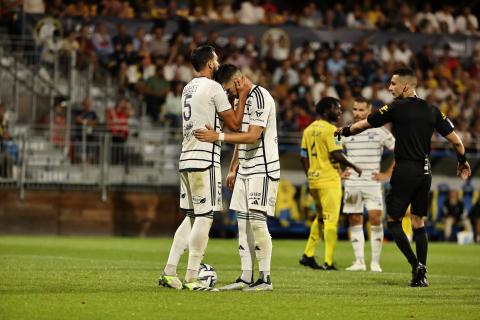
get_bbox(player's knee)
[369,216,382,226]
[349,214,363,226]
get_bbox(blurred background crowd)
[1,0,480,152]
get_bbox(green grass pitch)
[1,236,479,320]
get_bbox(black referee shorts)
[386,172,432,220]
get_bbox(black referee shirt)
[367,97,454,175]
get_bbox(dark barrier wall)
[0,189,183,236]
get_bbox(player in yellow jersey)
[299,97,362,270]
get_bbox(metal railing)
[0,125,181,200]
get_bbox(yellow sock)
[324,224,337,265]
[304,217,321,257]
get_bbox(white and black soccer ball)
[198,263,217,288]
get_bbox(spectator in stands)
[132,27,147,51]
[0,103,14,178]
[63,0,90,17]
[92,23,114,66]
[149,26,169,58]
[74,97,98,163]
[298,3,322,28]
[49,0,65,18]
[51,97,67,148]
[470,198,480,243]
[143,64,169,123]
[415,3,439,34]
[436,4,456,34]
[163,81,183,128]
[442,190,473,241]
[106,96,134,164]
[346,4,371,30]
[112,23,133,52]
[237,1,264,25]
[415,45,436,72]
[458,7,479,35]
[23,0,45,14]
[326,48,346,77]
[77,25,97,70]
[332,3,347,28]
[273,60,299,86]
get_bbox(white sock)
[185,216,213,282]
[370,225,384,265]
[164,216,194,276]
[251,215,272,280]
[238,215,255,283]
[350,225,365,264]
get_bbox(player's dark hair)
[393,68,415,77]
[214,64,239,84]
[190,45,215,72]
[354,96,370,105]
[315,97,340,115]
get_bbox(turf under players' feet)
[183,281,219,291]
[299,254,323,269]
[219,278,252,291]
[346,261,366,271]
[370,262,382,272]
[159,274,183,290]
[242,277,273,292]
[323,263,338,271]
[410,263,429,287]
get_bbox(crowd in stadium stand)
[12,1,480,36]
[1,1,480,150]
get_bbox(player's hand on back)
[194,124,219,143]
[340,168,351,179]
[372,171,390,182]
[225,171,237,190]
[457,161,471,180]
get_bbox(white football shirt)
[237,85,280,180]
[179,77,231,171]
[342,127,395,187]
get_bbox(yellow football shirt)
[300,120,342,189]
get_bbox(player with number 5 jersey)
[160,46,247,291]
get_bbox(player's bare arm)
[194,124,264,144]
[218,77,252,131]
[330,150,363,177]
[226,145,240,190]
[444,131,471,180]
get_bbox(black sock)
[387,221,418,268]
[413,227,428,266]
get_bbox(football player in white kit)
[195,64,279,291]
[160,46,249,291]
[341,97,395,272]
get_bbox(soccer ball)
[198,263,217,288]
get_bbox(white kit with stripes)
[179,77,231,215]
[179,76,231,171]
[341,127,395,187]
[341,127,395,213]
[230,85,280,217]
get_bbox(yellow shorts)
[310,186,342,224]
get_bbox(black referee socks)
[413,227,428,266]
[387,221,418,268]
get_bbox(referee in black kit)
[336,68,471,287]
